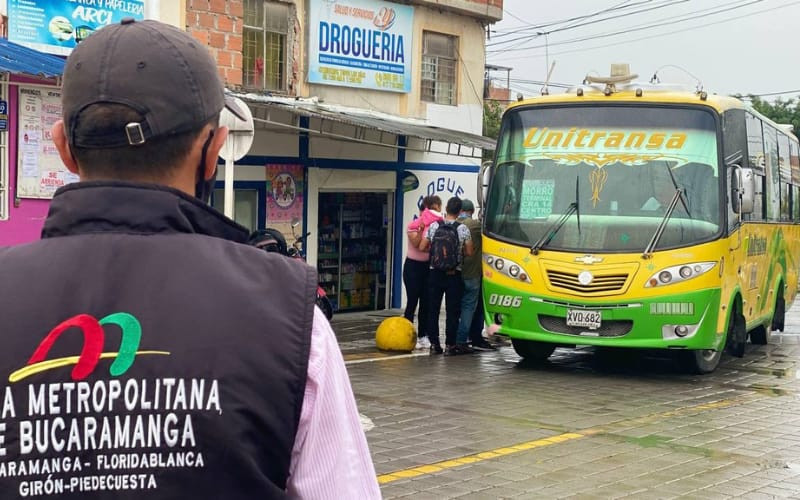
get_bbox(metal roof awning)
[0,38,65,79]
[232,92,495,159]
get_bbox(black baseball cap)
[62,18,246,148]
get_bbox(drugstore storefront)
[215,94,493,313]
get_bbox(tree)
[736,94,800,135]
[482,100,505,160]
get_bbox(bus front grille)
[546,270,629,294]
[538,315,633,337]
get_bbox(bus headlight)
[484,253,531,283]
[645,262,716,288]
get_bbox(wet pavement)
[331,301,800,499]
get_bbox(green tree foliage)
[482,100,505,160]
[483,100,504,140]
[736,94,800,136]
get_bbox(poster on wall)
[16,86,79,199]
[8,0,145,56]
[307,0,413,93]
[267,164,304,223]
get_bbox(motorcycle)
[287,219,335,320]
[248,222,334,321]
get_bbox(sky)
[485,0,800,102]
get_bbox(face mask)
[194,130,216,203]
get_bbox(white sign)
[16,86,78,199]
[307,0,413,93]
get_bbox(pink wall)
[0,76,59,246]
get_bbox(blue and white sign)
[0,100,7,131]
[308,0,413,93]
[8,0,145,56]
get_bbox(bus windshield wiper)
[531,175,581,255]
[665,166,691,217]
[642,188,684,259]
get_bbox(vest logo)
[9,313,170,383]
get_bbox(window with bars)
[421,31,457,106]
[243,0,289,91]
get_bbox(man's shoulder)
[461,218,480,229]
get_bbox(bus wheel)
[771,287,786,332]
[512,339,556,362]
[749,325,770,345]
[683,348,722,374]
[725,305,746,358]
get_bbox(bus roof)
[506,83,745,114]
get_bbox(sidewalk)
[330,308,408,357]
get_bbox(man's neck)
[445,214,457,222]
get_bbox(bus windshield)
[485,105,721,253]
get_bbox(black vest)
[0,182,316,499]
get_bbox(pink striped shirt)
[286,307,381,498]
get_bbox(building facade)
[185,0,502,312]
[0,0,503,313]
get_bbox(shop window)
[421,31,457,106]
[243,0,289,92]
[212,186,263,233]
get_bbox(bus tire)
[512,339,556,361]
[770,286,785,333]
[749,325,770,345]
[725,304,746,358]
[683,348,722,374]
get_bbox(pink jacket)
[406,208,442,261]
[408,208,443,232]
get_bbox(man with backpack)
[420,197,474,355]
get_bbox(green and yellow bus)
[479,67,800,373]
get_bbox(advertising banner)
[266,164,304,223]
[8,0,145,56]
[308,0,413,93]
[16,86,79,199]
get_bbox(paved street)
[331,300,800,499]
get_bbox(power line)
[749,89,800,97]
[488,0,690,48]
[491,0,655,37]
[488,0,800,62]
[488,0,763,53]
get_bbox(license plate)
[566,309,601,330]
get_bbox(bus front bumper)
[483,286,724,351]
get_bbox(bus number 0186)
[488,294,522,308]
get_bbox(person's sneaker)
[429,344,443,355]
[416,337,431,350]
[445,344,475,356]
[471,339,497,351]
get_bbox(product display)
[318,193,388,312]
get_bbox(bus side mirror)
[731,166,754,214]
[479,160,493,211]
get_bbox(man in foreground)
[0,19,379,499]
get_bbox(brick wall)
[186,0,244,88]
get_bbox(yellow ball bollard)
[375,316,416,352]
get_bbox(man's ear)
[204,126,229,180]
[52,120,80,175]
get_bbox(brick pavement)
[331,301,800,499]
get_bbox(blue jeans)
[456,277,481,344]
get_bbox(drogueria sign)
[307,0,413,93]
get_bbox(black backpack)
[430,222,461,271]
